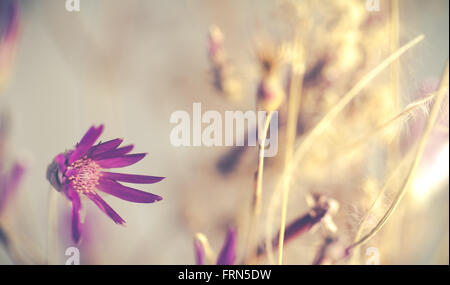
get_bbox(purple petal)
[101,172,165,184]
[89,138,123,156]
[55,153,67,173]
[0,0,19,45]
[91,145,134,160]
[95,153,146,169]
[68,187,82,244]
[217,227,236,265]
[194,238,206,265]
[97,177,162,203]
[283,214,315,242]
[69,125,104,164]
[84,192,126,225]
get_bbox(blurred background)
[0,0,448,264]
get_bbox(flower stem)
[246,111,273,263]
[277,63,304,265]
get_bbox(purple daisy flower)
[46,125,164,243]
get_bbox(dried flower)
[208,25,225,65]
[208,25,241,101]
[259,193,339,256]
[256,76,285,112]
[46,125,164,243]
[256,44,285,111]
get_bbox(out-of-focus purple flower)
[207,25,241,101]
[256,76,285,112]
[0,0,18,47]
[208,25,224,63]
[0,0,20,90]
[193,235,206,265]
[46,125,164,243]
[255,44,285,112]
[194,227,236,265]
[0,161,25,216]
[216,227,236,265]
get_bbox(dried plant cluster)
[198,0,449,265]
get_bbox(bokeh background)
[0,0,448,264]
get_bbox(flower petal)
[55,153,67,173]
[90,138,123,156]
[216,227,236,265]
[97,178,162,203]
[92,145,134,160]
[85,192,126,225]
[101,172,165,184]
[68,188,82,244]
[95,153,146,169]
[69,125,104,164]
[194,238,206,265]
